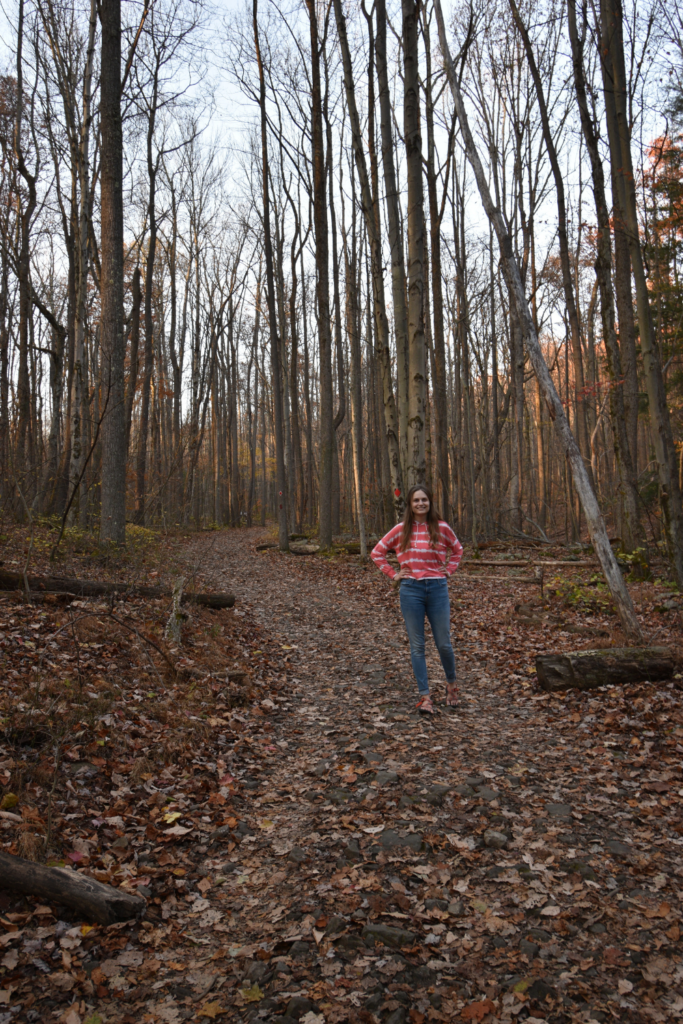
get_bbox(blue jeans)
[399,578,457,695]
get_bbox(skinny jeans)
[399,577,457,696]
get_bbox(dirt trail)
[175,529,683,1024]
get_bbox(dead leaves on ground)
[1,528,683,1023]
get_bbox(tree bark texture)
[402,0,426,488]
[599,0,683,584]
[253,0,289,550]
[376,0,409,485]
[567,0,640,552]
[305,0,334,548]
[99,0,127,544]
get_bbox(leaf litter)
[0,525,682,1023]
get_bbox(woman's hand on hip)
[394,569,412,582]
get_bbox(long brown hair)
[399,485,443,551]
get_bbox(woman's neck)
[413,514,428,524]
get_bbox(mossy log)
[0,851,145,924]
[536,646,674,692]
[0,570,234,609]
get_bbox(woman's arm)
[441,524,463,576]
[370,524,402,579]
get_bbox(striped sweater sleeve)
[442,524,464,576]
[370,524,402,579]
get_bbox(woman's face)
[411,490,430,516]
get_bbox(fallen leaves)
[163,824,193,836]
[0,529,682,1024]
[236,982,264,1004]
[0,949,18,969]
[197,1001,226,1019]
[461,999,496,1020]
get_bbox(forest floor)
[1,524,683,1024]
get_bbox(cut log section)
[0,851,145,924]
[0,570,234,609]
[536,646,674,692]
[290,544,320,555]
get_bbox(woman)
[370,485,463,714]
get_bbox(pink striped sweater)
[370,521,463,580]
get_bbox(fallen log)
[0,851,145,924]
[457,575,539,584]
[0,590,77,604]
[461,560,595,568]
[0,570,234,609]
[536,646,674,692]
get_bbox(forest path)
[179,528,682,1024]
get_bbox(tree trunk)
[99,0,127,545]
[253,0,288,550]
[326,68,345,538]
[305,0,334,548]
[567,0,640,552]
[135,89,160,526]
[229,304,240,527]
[402,0,426,487]
[14,0,38,479]
[343,170,367,558]
[375,0,409,485]
[301,250,314,527]
[599,0,683,583]
[125,266,142,453]
[422,11,451,519]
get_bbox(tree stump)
[535,646,674,692]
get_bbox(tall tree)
[99,0,127,544]
[253,0,289,550]
[305,0,335,548]
[567,0,640,552]
[375,0,409,484]
[599,0,683,584]
[402,0,426,487]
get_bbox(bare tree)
[99,0,126,544]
